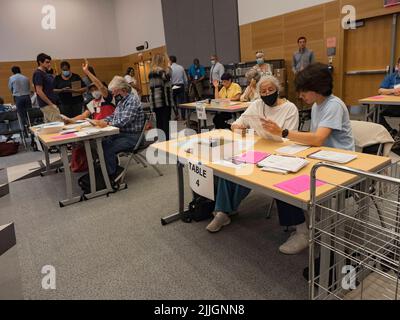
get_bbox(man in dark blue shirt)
[378,58,400,135]
[32,53,62,123]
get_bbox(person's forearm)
[287,131,325,147]
[85,71,108,97]
[72,110,90,122]
[36,88,54,106]
[230,94,241,102]
[379,88,394,95]
[214,87,219,99]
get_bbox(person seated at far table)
[262,63,354,255]
[240,69,262,102]
[378,57,400,137]
[212,73,242,129]
[91,75,145,182]
[206,75,299,233]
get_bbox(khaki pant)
[41,105,63,123]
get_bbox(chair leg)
[133,154,148,168]
[136,153,163,176]
[266,199,274,219]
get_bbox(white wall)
[114,0,166,57]
[0,0,120,62]
[238,0,335,25]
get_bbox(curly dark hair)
[295,63,333,97]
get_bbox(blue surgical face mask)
[62,70,71,77]
[256,58,264,65]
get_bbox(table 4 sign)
[188,161,214,201]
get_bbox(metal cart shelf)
[310,162,400,300]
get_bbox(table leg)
[59,145,82,207]
[83,138,113,200]
[40,145,59,176]
[161,162,189,225]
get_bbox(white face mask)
[92,91,102,100]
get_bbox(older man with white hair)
[91,73,145,181]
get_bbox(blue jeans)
[102,133,141,175]
[215,178,305,226]
[15,95,32,127]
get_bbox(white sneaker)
[206,212,231,233]
[279,232,309,255]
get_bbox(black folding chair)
[0,110,27,149]
[117,113,163,187]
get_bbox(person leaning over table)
[91,75,145,182]
[377,57,400,136]
[212,73,242,129]
[261,63,354,255]
[206,75,299,234]
[240,69,262,102]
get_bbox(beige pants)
[41,105,62,123]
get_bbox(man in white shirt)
[210,54,225,85]
[169,56,188,120]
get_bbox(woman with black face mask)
[206,76,299,234]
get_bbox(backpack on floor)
[78,165,108,194]
[0,141,19,157]
[182,193,215,223]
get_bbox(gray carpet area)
[0,157,309,300]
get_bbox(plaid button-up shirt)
[105,93,145,134]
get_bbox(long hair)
[151,54,167,72]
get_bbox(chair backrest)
[0,111,22,134]
[26,108,44,127]
[350,120,394,156]
[133,113,150,152]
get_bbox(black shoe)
[110,165,125,183]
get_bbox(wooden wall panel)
[240,0,400,105]
[251,16,284,50]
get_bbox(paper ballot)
[258,155,309,173]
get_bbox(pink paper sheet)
[368,96,386,100]
[227,105,246,110]
[234,151,270,164]
[51,133,77,140]
[274,175,325,195]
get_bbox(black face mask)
[114,94,123,104]
[261,91,279,107]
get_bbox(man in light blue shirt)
[377,57,400,135]
[8,66,31,127]
[169,56,188,120]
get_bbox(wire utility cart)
[309,162,400,300]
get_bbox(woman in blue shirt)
[262,63,355,255]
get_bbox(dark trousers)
[213,112,232,129]
[276,200,306,227]
[173,85,186,119]
[59,103,83,119]
[102,133,141,175]
[154,106,171,141]
[15,95,32,128]
[379,106,400,132]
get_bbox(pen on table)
[306,150,322,158]
[274,153,306,159]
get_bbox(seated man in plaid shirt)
[93,75,145,181]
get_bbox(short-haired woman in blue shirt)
[262,63,355,255]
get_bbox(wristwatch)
[282,129,289,138]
